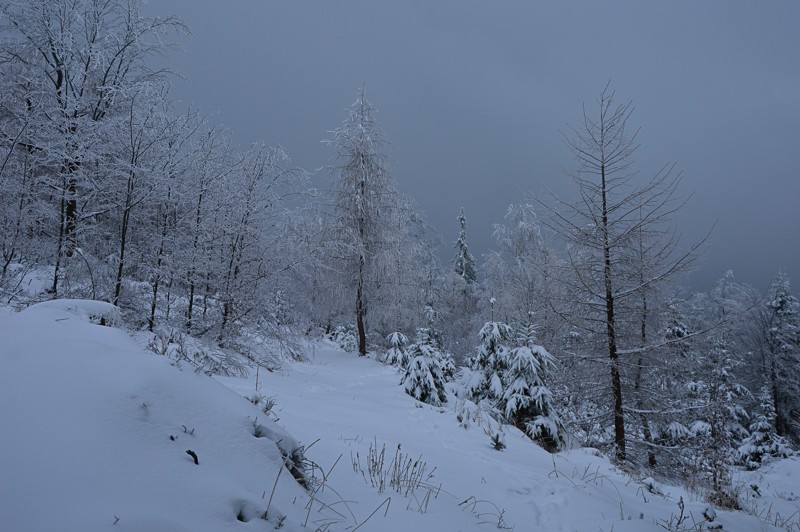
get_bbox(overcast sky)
[146,1,800,292]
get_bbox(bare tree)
[214,143,296,341]
[109,86,178,307]
[544,84,703,462]
[483,204,559,338]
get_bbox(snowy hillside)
[1,303,798,531]
[2,2,799,529]
[0,302,313,531]
[220,343,799,532]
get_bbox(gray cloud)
[147,0,800,291]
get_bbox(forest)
[1,0,797,510]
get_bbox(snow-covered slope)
[1,303,797,531]
[219,342,796,532]
[0,302,312,531]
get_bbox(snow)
[0,303,313,531]
[1,303,797,531]
[218,341,794,531]
[26,298,123,326]
[738,457,800,529]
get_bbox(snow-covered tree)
[214,144,298,340]
[632,302,694,469]
[687,335,751,504]
[108,86,178,308]
[142,109,206,332]
[385,331,411,368]
[325,88,431,355]
[465,318,512,403]
[483,204,557,340]
[401,328,448,406]
[503,318,563,451]
[0,93,44,288]
[419,305,457,379]
[434,266,481,359]
[0,0,186,295]
[737,387,794,470]
[764,273,800,442]
[179,125,235,333]
[453,208,477,284]
[327,88,392,356]
[690,338,751,439]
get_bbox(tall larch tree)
[545,84,700,463]
[327,88,398,356]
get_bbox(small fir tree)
[737,387,794,470]
[385,331,411,368]
[452,207,477,284]
[502,316,563,452]
[401,328,448,406]
[687,336,751,506]
[466,318,512,403]
[420,306,457,380]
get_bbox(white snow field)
[1,302,798,531]
[0,302,312,531]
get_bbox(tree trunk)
[113,171,136,307]
[148,232,165,332]
[186,275,196,331]
[186,188,205,331]
[64,175,77,257]
[51,187,67,296]
[601,161,626,463]
[219,299,231,343]
[771,360,783,435]
[148,273,160,332]
[635,354,657,468]
[112,205,130,306]
[165,276,173,322]
[202,272,211,320]
[356,253,367,356]
[636,244,656,467]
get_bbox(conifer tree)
[453,208,477,284]
[687,336,751,504]
[420,305,456,380]
[737,387,794,470]
[545,84,702,462]
[328,89,391,355]
[385,331,411,368]
[503,316,563,451]
[467,312,512,403]
[765,273,800,442]
[401,327,448,406]
[326,88,430,355]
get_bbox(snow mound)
[737,456,800,529]
[25,298,123,326]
